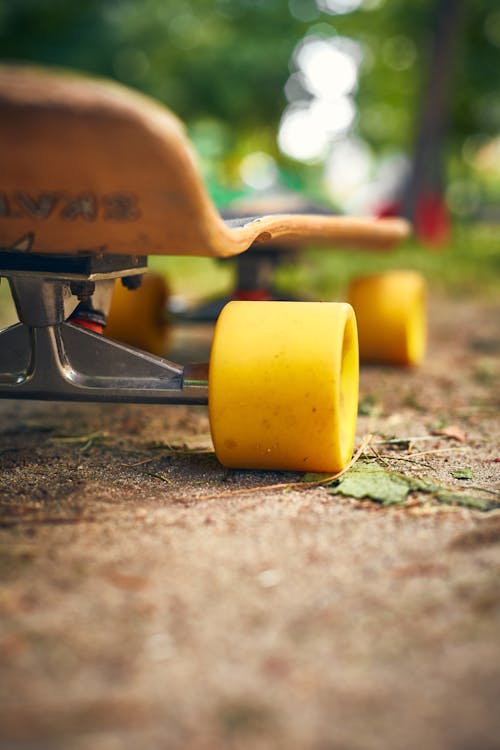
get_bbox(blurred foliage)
[275,223,500,299]
[330,1,500,149]
[0,0,310,151]
[1,0,499,169]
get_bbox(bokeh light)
[278,34,362,164]
[324,137,373,208]
[316,0,363,15]
[240,152,279,190]
[278,103,332,162]
[295,37,358,97]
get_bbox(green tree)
[1,0,499,206]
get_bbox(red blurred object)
[377,200,402,219]
[414,193,450,247]
[234,289,273,301]
[71,317,105,335]
[376,193,450,247]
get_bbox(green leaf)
[327,464,411,506]
[324,462,497,511]
[302,472,333,483]
[432,491,491,512]
[451,467,475,480]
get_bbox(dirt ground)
[0,293,499,750]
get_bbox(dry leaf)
[431,425,466,442]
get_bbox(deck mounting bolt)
[70,280,96,301]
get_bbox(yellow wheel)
[105,272,170,356]
[209,301,358,473]
[347,270,426,367]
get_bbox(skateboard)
[0,65,410,473]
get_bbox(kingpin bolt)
[122,275,143,290]
[70,280,96,301]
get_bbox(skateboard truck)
[0,252,207,405]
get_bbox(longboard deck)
[0,66,410,258]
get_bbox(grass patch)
[276,224,500,300]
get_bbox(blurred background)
[0,0,499,299]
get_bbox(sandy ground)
[0,294,499,750]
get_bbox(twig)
[50,430,106,443]
[141,471,171,483]
[123,445,213,468]
[121,455,164,468]
[407,446,471,458]
[373,436,442,445]
[194,434,374,502]
[368,444,390,467]
[379,454,434,470]
[50,430,107,452]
